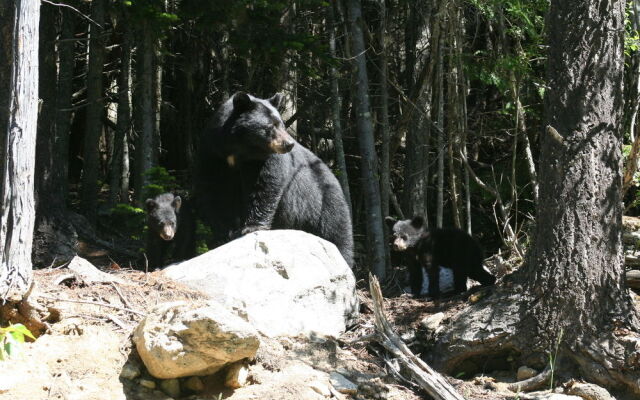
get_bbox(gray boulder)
[133,301,260,379]
[162,230,359,338]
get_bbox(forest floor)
[0,263,529,400]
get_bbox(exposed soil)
[0,265,545,400]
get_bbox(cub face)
[231,92,295,156]
[385,216,427,251]
[146,193,182,241]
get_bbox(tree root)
[425,286,640,397]
[0,282,49,337]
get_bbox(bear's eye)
[400,234,408,241]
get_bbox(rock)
[183,376,205,392]
[565,381,615,400]
[133,301,260,379]
[420,312,445,332]
[159,379,181,398]
[225,360,250,389]
[162,230,359,338]
[517,366,538,381]
[329,372,358,395]
[120,363,141,380]
[308,380,331,397]
[139,379,156,390]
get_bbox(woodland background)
[1,0,558,275]
[2,0,640,275]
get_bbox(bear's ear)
[268,93,284,110]
[172,195,182,212]
[233,92,254,113]
[410,216,425,229]
[145,199,157,212]
[384,216,397,229]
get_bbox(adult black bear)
[194,92,353,266]
[385,216,495,298]
[145,193,196,270]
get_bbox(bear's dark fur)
[145,193,196,269]
[385,216,495,298]
[194,92,353,266]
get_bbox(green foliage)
[142,167,177,201]
[109,204,146,240]
[195,221,213,255]
[0,323,35,361]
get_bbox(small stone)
[329,372,358,395]
[120,363,141,380]
[517,366,538,381]
[183,376,205,392]
[225,362,249,389]
[308,380,331,397]
[420,312,445,332]
[160,378,181,398]
[139,379,156,389]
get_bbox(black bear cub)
[145,193,196,270]
[385,216,495,298]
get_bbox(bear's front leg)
[239,157,286,237]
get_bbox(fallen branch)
[505,366,551,393]
[37,294,145,316]
[368,274,464,400]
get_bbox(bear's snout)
[393,238,407,251]
[270,129,295,154]
[160,225,175,241]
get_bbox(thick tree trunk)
[346,0,386,279]
[0,0,39,301]
[430,0,640,395]
[80,0,106,222]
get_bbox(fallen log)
[368,274,464,400]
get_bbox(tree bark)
[35,2,59,210]
[54,0,75,206]
[327,3,352,213]
[109,12,132,206]
[80,0,106,222]
[430,0,640,394]
[346,0,386,279]
[134,20,156,205]
[0,0,39,301]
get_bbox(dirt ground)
[0,266,531,400]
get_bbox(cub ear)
[145,199,157,212]
[410,215,425,229]
[268,93,284,110]
[172,195,182,212]
[233,92,254,113]
[384,216,397,229]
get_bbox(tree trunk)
[430,0,640,394]
[378,0,390,221]
[346,0,386,279]
[80,0,106,222]
[109,14,132,206]
[134,21,156,204]
[435,28,445,229]
[35,2,59,210]
[327,3,352,213]
[0,0,39,302]
[55,0,75,206]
